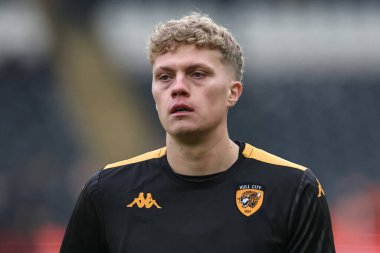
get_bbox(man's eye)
[159,74,171,81]
[192,71,206,78]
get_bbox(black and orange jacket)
[60,141,335,253]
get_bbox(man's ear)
[227,81,243,107]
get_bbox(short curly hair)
[148,13,244,82]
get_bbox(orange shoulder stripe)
[103,147,167,170]
[242,143,307,171]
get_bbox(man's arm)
[286,169,335,253]
[60,171,107,253]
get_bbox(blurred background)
[0,0,379,252]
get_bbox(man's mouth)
[175,108,189,112]
[170,105,193,114]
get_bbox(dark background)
[0,0,379,252]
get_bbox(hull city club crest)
[236,184,264,217]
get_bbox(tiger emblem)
[236,185,264,216]
[239,190,261,208]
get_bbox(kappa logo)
[236,184,264,217]
[127,192,162,209]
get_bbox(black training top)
[60,142,335,253]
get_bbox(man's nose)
[171,75,190,98]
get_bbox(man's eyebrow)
[186,63,213,71]
[153,63,214,75]
[153,66,173,74]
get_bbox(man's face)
[152,44,241,139]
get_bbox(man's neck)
[166,132,240,176]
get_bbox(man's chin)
[170,128,197,137]
[167,127,203,141]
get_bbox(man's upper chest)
[99,167,297,253]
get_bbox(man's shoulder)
[95,147,167,191]
[242,143,307,172]
[240,143,323,200]
[103,147,167,170]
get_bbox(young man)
[60,13,335,253]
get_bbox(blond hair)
[148,13,244,81]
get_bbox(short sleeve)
[60,171,107,253]
[286,169,335,253]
